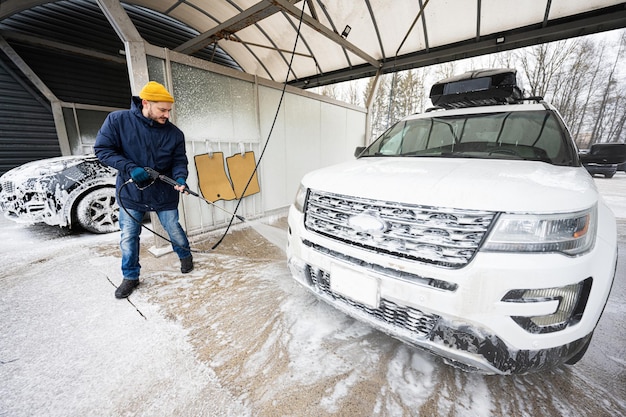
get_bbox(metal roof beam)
[0,30,126,64]
[365,0,385,61]
[291,6,626,88]
[96,0,149,93]
[175,0,380,70]
[272,0,381,68]
[175,1,283,54]
[96,0,143,42]
[396,0,430,58]
[0,0,44,20]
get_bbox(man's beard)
[147,105,168,124]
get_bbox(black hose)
[210,1,307,250]
[116,2,307,252]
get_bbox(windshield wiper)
[439,152,481,158]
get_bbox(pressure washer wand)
[144,167,246,222]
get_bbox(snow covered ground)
[1,174,625,417]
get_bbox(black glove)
[130,167,150,183]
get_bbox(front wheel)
[74,187,119,233]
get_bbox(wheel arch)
[64,179,117,228]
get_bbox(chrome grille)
[305,189,497,268]
[308,266,439,338]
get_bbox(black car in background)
[583,162,618,178]
[582,144,625,178]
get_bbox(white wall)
[145,47,366,235]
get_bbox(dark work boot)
[181,255,193,273]
[115,279,139,299]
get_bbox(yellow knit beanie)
[139,81,175,103]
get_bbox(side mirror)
[354,146,366,157]
[579,143,626,164]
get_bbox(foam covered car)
[0,154,119,233]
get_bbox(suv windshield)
[360,110,577,166]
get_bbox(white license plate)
[330,263,379,308]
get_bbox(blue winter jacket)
[94,96,189,211]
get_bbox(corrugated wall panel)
[0,57,60,175]
[11,43,131,108]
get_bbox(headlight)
[482,205,596,256]
[293,184,308,212]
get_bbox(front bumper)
[0,189,66,226]
[286,206,616,374]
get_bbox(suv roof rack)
[429,68,528,109]
[425,95,546,112]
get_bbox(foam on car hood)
[1,155,92,180]
[301,157,597,213]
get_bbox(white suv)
[286,69,625,374]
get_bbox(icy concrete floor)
[1,176,625,416]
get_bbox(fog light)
[502,278,592,333]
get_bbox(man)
[95,81,193,299]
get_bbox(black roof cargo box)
[429,68,523,109]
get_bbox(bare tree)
[516,33,626,146]
[364,75,392,139]
[566,41,604,141]
[590,31,626,144]
[318,29,626,146]
[377,68,431,137]
[319,83,339,100]
[517,39,580,98]
[344,81,362,106]
[433,61,458,81]
[397,69,428,115]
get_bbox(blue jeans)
[119,208,191,280]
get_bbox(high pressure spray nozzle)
[144,167,198,196]
[143,167,246,222]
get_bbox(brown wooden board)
[194,152,237,202]
[226,151,260,198]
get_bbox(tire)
[74,187,119,233]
